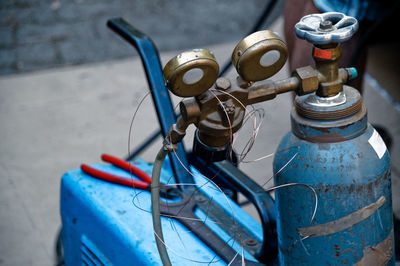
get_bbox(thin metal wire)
[265,182,318,224]
[261,146,300,188]
[126,76,318,265]
[211,89,274,163]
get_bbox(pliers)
[81,154,180,199]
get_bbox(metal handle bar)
[107,18,194,190]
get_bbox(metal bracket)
[188,153,278,263]
[160,191,263,265]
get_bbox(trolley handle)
[107,18,194,189]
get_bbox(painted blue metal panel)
[61,158,261,265]
[273,117,394,265]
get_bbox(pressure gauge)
[232,30,288,82]
[163,49,219,97]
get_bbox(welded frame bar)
[188,153,278,262]
[107,18,194,190]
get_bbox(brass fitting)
[167,98,201,145]
[293,66,319,96]
[196,86,247,148]
[313,44,343,97]
[291,46,357,97]
[215,77,231,91]
[218,100,236,127]
[168,124,186,144]
[179,99,200,123]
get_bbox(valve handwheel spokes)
[294,12,358,45]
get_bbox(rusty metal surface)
[298,196,386,238]
[291,103,367,143]
[273,122,394,265]
[159,191,263,265]
[295,86,362,121]
[355,229,394,266]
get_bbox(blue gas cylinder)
[273,86,395,265]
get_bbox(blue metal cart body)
[61,158,263,265]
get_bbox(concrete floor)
[0,0,282,75]
[0,18,399,265]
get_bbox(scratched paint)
[298,196,386,238]
[273,105,394,265]
[355,229,394,266]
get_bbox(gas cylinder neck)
[295,86,362,121]
[292,86,367,143]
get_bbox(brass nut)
[168,124,186,144]
[215,77,231,91]
[293,66,319,95]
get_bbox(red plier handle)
[80,154,152,189]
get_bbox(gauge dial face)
[163,49,219,97]
[232,30,288,82]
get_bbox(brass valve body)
[312,44,344,97]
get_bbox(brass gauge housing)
[163,49,219,97]
[232,30,288,82]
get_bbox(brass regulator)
[163,12,358,162]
